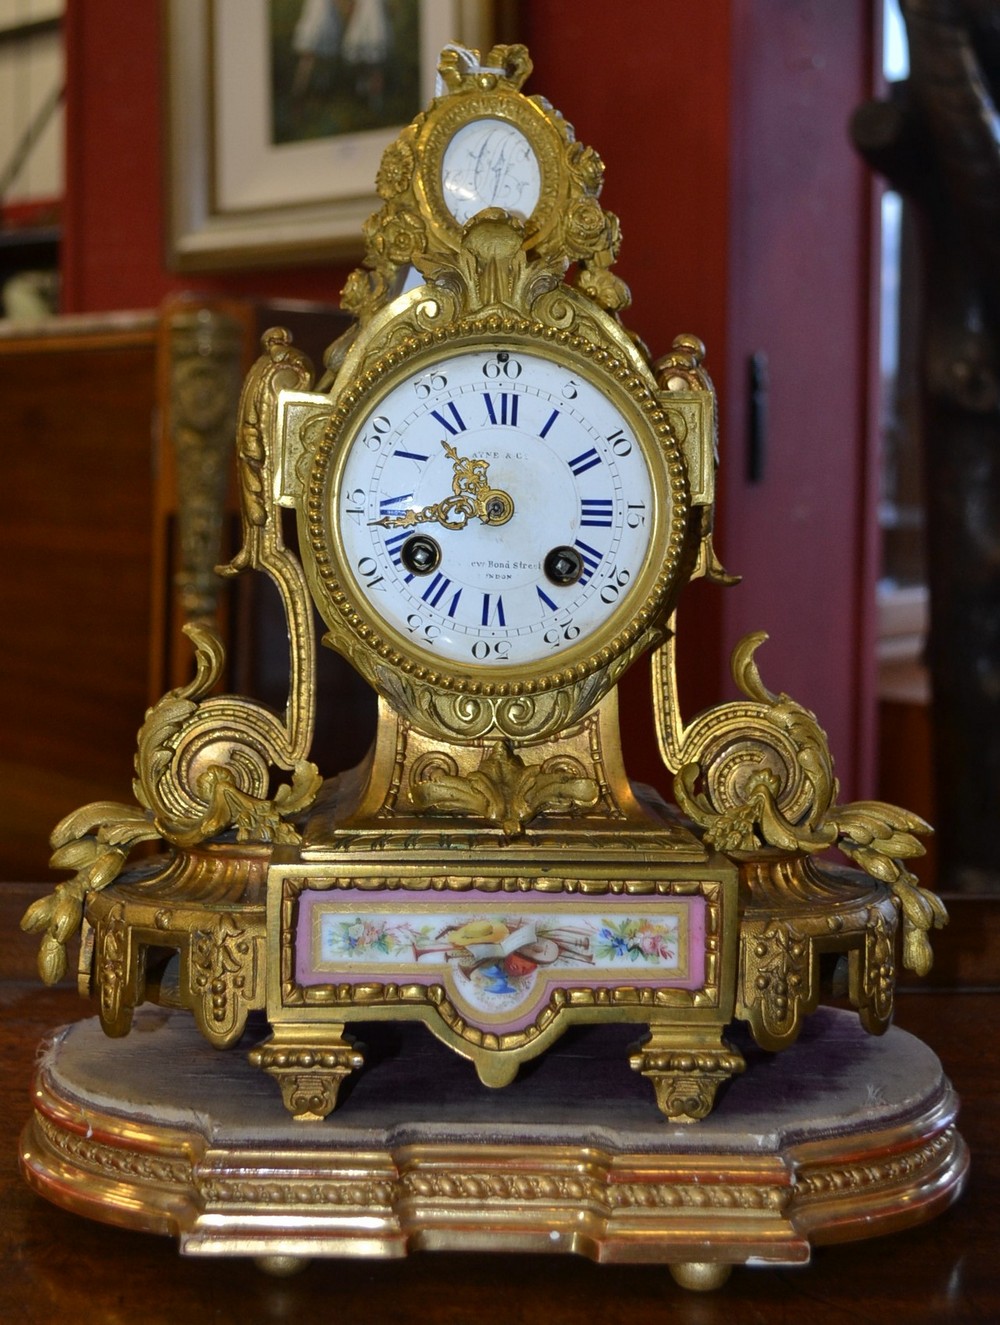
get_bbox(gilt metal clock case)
[298,292,690,740]
[23,42,947,1138]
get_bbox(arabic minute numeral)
[406,613,441,643]
[472,639,512,659]
[361,415,391,450]
[345,487,366,521]
[413,372,448,399]
[600,565,632,604]
[357,556,386,590]
[483,351,522,380]
[543,622,581,648]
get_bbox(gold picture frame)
[165,0,494,271]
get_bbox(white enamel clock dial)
[440,118,542,225]
[334,347,657,671]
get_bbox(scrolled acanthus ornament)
[21,623,322,986]
[673,632,947,975]
[409,741,599,837]
[133,621,322,847]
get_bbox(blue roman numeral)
[384,531,409,566]
[580,498,614,527]
[568,446,602,476]
[430,402,467,435]
[536,585,558,612]
[421,573,462,617]
[483,392,519,427]
[539,408,560,439]
[379,492,413,519]
[574,538,603,584]
[481,593,506,627]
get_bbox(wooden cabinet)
[0,314,158,879]
[0,300,372,881]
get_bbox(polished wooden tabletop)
[2,883,996,1324]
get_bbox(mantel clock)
[19,43,961,1280]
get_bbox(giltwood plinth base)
[20,1008,966,1287]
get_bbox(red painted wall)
[719,2,879,796]
[60,0,877,800]
[62,3,732,346]
[519,2,732,373]
[62,0,354,310]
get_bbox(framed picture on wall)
[166,0,494,271]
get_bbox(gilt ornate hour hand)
[371,439,515,530]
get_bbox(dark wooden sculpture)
[851,0,1000,892]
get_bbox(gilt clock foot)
[249,1025,364,1121]
[473,1054,520,1088]
[255,1255,310,1277]
[669,1262,733,1291]
[630,1025,746,1122]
